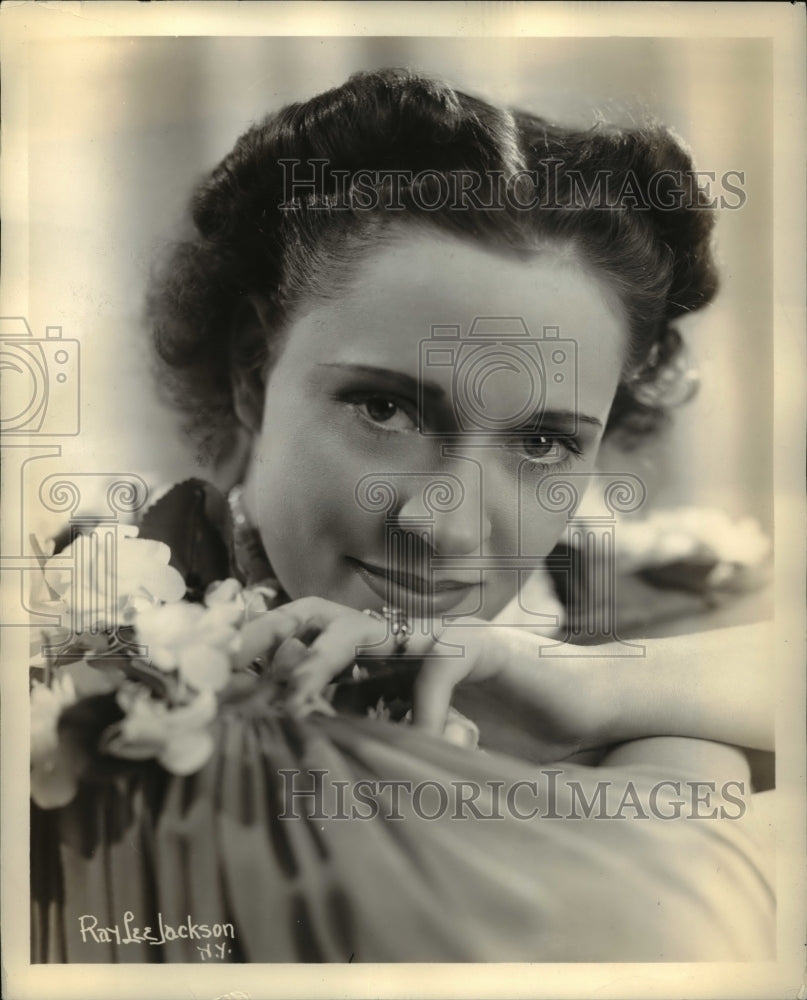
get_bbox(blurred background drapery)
[21,35,771,524]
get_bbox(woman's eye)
[519,433,581,466]
[353,396,417,432]
[364,398,398,422]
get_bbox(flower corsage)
[29,481,277,809]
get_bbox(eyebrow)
[317,363,604,430]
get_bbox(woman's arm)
[591,624,774,752]
[583,625,771,779]
[596,736,751,786]
[409,621,774,761]
[237,599,774,761]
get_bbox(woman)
[32,69,774,963]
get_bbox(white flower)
[177,643,231,692]
[653,529,698,563]
[243,587,277,620]
[616,508,771,572]
[30,674,77,762]
[108,690,218,775]
[134,602,207,670]
[134,594,242,693]
[705,514,771,565]
[158,727,216,776]
[202,600,245,632]
[117,530,187,601]
[36,527,186,633]
[30,674,80,809]
[204,578,243,606]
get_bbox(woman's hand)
[235,596,497,722]
[235,597,607,760]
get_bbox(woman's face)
[243,232,627,621]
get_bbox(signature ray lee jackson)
[78,911,235,946]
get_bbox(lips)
[349,558,481,615]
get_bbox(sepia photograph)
[1,3,804,998]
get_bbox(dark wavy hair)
[147,68,719,462]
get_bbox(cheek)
[508,455,605,557]
[253,398,370,539]
[509,505,571,558]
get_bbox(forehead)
[278,232,628,413]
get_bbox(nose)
[396,466,492,556]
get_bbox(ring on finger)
[362,605,412,653]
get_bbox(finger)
[234,608,302,668]
[285,615,387,710]
[412,657,464,736]
[287,609,447,705]
[280,596,348,628]
[282,598,441,658]
[271,635,316,680]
